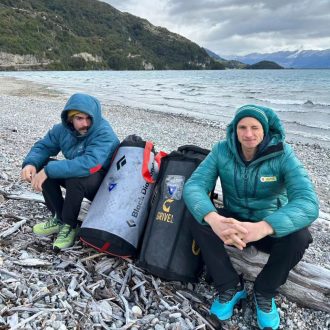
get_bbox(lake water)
[1,70,329,148]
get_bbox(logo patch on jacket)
[260,176,277,182]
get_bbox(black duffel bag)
[138,145,211,282]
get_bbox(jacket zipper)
[234,162,241,199]
[252,165,261,198]
[244,167,249,208]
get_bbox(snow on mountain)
[225,49,330,68]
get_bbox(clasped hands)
[204,211,274,250]
[21,165,47,192]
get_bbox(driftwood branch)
[2,188,330,312]
[0,218,27,238]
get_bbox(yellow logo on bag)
[191,240,200,256]
[156,199,174,223]
[260,176,277,182]
[162,199,174,212]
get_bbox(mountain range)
[226,49,330,69]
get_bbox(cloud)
[101,0,330,56]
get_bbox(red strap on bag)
[142,141,155,183]
[142,142,167,183]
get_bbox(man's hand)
[204,212,248,250]
[240,221,274,243]
[31,169,48,192]
[21,165,37,183]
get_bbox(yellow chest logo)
[260,176,277,182]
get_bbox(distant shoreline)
[1,67,330,72]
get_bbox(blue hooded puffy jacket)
[22,93,120,178]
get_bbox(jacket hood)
[226,104,286,156]
[61,93,102,136]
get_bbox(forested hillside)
[0,0,224,70]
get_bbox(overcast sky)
[101,0,330,57]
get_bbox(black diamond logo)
[116,155,127,170]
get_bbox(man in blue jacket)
[21,93,120,250]
[183,105,319,329]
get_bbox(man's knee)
[65,177,84,189]
[188,216,212,237]
[282,227,313,252]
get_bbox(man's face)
[71,113,92,135]
[236,117,264,151]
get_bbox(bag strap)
[142,141,154,183]
[142,143,168,183]
[155,151,168,168]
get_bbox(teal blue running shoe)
[254,291,280,329]
[210,280,247,321]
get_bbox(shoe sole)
[33,231,60,236]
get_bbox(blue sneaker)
[254,291,280,329]
[210,280,247,320]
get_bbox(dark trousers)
[42,171,105,228]
[189,210,313,298]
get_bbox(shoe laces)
[58,224,73,239]
[255,291,272,312]
[219,287,237,303]
[44,217,59,229]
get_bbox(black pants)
[41,171,105,228]
[189,210,313,298]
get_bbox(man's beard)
[77,127,89,135]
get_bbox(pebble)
[132,305,143,318]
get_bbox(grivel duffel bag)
[138,145,211,282]
[79,135,161,257]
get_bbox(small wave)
[287,130,330,142]
[255,97,330,107]
[177,83,206,90]
[282,119,330,131]
[256,98,305,106]
[139,88,161,92]
[163,96,185,101]
[305,101,330,107]
[179,91,203,96]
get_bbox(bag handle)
[142,142,168,183]
[142,141,155,183]
[178,144,210,156]
[155,150,168,168]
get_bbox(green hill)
[246,60,283,69]
[0,0,224,70]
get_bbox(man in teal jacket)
[21,93,119,250]
[183,105,319,329]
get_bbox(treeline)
[0,0,224,70]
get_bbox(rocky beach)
[0,77,329,330]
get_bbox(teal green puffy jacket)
[183,105,319,237]
[22,93,119,179]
